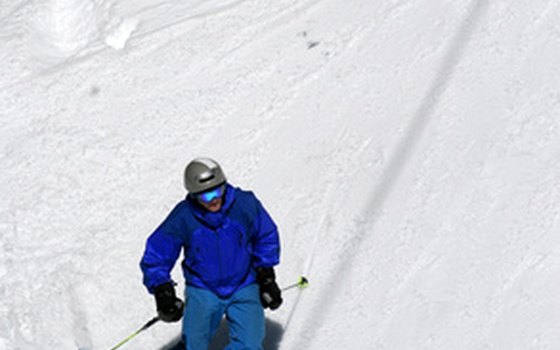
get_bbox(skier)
[140,157,282,350]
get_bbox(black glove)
[256,267,283,310]
[154,283,184,323]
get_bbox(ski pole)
[108,316,160,350]
[108,277,309,349]
[282,276,309,292]
[263,276,309,304]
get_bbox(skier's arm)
[140,205,185,294]
[251,195,280,268]
[250,193,282,309]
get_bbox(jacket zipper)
[216,229,222,285]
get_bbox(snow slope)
[1,0,560,349]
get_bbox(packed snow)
[1,0,560,349]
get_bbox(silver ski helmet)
[184,157,227,194]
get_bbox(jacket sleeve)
[251,194,281,268]
[139,203,186,294]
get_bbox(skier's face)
[198,197,223,212]
[195,185,225,212]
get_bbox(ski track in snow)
[288,0,487,346]
[2,0,560,349]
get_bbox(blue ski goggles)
[195,185,225,203]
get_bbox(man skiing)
[140,157,282,350]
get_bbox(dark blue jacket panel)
[140,184,280,298]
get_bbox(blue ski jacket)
[140,184,280,298]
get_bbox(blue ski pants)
[182,284,265,350]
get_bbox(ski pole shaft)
[282,276,309,292]
[263,276,309,303]
[108,316,160,350]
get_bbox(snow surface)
[2,0,560,349]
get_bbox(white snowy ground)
[1,0,560,349]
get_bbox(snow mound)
[31,0,109,58]
[104,17,139,50]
